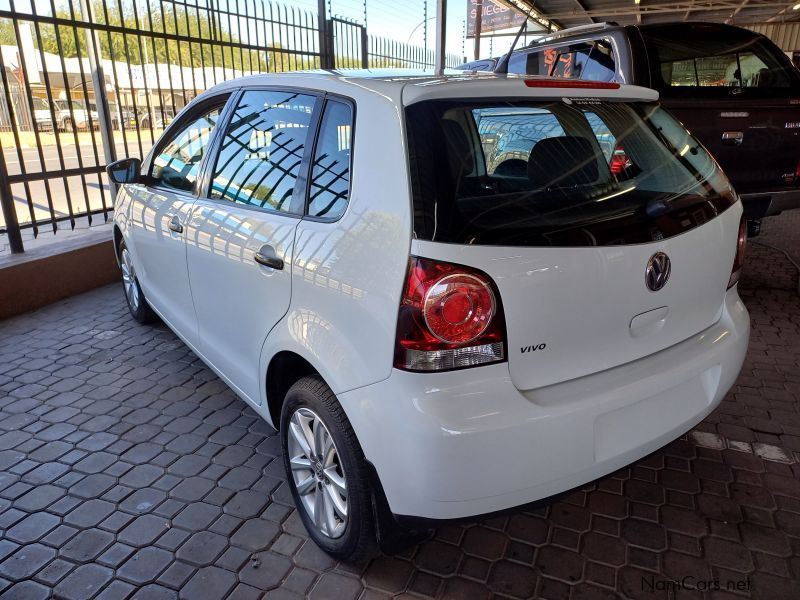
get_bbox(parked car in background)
[53,99,99,132]
[137,107,175,130]
[107,71,749,560]
[31,97,54,132]
[108,102,137,131]
[457,22,800,223]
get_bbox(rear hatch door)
[415,211,738,391]
[405,94,740,391]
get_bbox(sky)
[291,0,546,60]
[3,0,545,63]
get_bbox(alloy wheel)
[120,248,140,312]
[288,407,348,538]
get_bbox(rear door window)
[551,42,616,81]
[210,90,316,213]
[664,51,788,88]
[307,99,353,220]
[508,51,544,75]
[641,25,799,92]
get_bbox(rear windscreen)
[640,26,799,91]
[405,99,736,247]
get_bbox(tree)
[0,0,268,71]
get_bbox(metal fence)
[0,0,462,253]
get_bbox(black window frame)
[142,91,234,197]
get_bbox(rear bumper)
[339,288,749,520]
[740,189,800,218]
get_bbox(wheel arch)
[265,350,318,430]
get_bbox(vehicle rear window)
[641,27,798,90]
[405,99,736,247]
[508,42,616,82]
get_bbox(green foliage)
[1,0,271,71]
[1,3,449,75]
[0,19,16,46]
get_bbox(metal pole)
[473,1,482,60]
[79,0,117,200]
[318,0,332,69]
[360,26,369,69]
[423,0,428,52]
[434,0,447,75]
[0,141,23,254]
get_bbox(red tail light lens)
[609,145,630,175]
[423,273,495,343]
[524,79,620,90]
[395,257,506,372]
[728,217,747,289]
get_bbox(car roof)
[203,69,659,105]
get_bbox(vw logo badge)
[646,252,671,292]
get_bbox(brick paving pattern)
[1,212,799,599]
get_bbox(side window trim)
[302,93,356,223]
[143,91,233,196]
[289,91,325,217]
[196,88,244,201]
[198,86,324,217]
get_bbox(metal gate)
[0,1,464,254]
[0,0,320,254]
[330,17,368,70]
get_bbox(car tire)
[281,375,377,561]
[118,240,156,324]
[62,117,73,133]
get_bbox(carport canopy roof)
[501,0,799,30]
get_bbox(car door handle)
[254,245,284,270]
[721,131,743,146]
[167,215,183,233]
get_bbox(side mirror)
[106,157,141,185]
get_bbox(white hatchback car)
[107,71,750,560]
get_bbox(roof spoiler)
[536,21,619,44]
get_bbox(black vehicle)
[457,22,800,221]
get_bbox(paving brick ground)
[1,211,799,600]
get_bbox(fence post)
[0,143,23,254]
[317,0,333,69]
[473,0,483,61]
[434,0,447,75]
[79,0,117,201]
[360,27,369,69]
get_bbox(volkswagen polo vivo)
[107,71,750,560]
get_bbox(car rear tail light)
[609,144,630,175]
[524,79,620,89]
[728,217,747,289]
[394,257,506,372]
